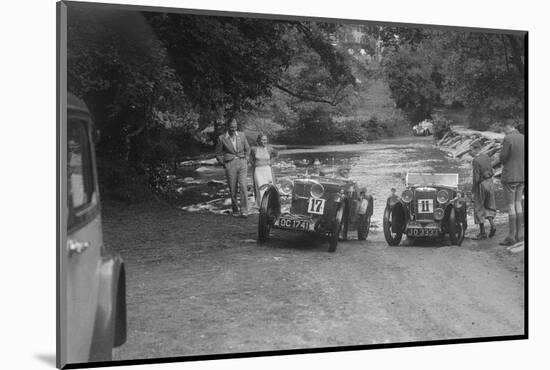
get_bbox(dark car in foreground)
[257,173,374,252]
[59,93,127,366]
[383,173,467,246]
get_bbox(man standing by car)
[499,122,525,246]
[216,118,251,218]
[470,140,496,239]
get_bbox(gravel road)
[103,202,524,362]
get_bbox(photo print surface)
[58,1,526,367]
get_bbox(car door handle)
[67,239,90,254]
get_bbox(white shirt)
[226,133,238,151]
[358,198,369,215]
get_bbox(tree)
[144,13,296,136]
[377,27,525,128]
[382,41,442,122]
[274,22,355,106]
[440,32,525,128]
[68,6,190,162]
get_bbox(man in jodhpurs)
[499,122,525,246]
[216,119,251,218]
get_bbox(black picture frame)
[57,1,528,369]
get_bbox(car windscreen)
[406,173,458,188]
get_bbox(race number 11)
[418,199,432,213]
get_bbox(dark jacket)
[215,132,251,165]
[500,129,525,183]
[472,153,493,191]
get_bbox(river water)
[180,136,506,225]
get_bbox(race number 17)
[308,198,325,214]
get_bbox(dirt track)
[104,202,524,361]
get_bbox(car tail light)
[437,190,450,204]
[278,178,294,195]
[434,208,444,220]
[310,182,325,198]
[401,189,413,203]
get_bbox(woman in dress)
[250,134,277,207]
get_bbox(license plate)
[307,198,325,215]
[417,199,433,214]
[277,217,311,231]
[407,227,438,237]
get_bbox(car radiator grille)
[291,182,311,215]
[414,188,436,221]
[293,182,309,197]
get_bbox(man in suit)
[499,122,525,246]
[216,119,251,217]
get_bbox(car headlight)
[437,190,450,204]
[401,189,413,203]
[434,208,444,220]
[310,182,325,198]
[278,178,294,195]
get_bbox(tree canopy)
[68,7,357,158]
[379,27,525,127]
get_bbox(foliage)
[96,159,151,203]
[145,13,296,130]
[431,113,452,140]
[275,105,370,145]
[382,41,442,122]
[441,32,525,128]
[360,115,392,140]
[335,121,369,143]
[274,22,356,106]
[377,27,525,128]
[275,104,335,145]
[68,7,191,163]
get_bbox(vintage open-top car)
[412,120,434,136]
[257,173,374,252]
[383,173,467,246]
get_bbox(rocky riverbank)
[436,125,505,177]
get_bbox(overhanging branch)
[274,83,348,106]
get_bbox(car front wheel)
[383,206,403,246]
[448,208,464,246]
[329,205,344,252]
[258,190,276,243]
